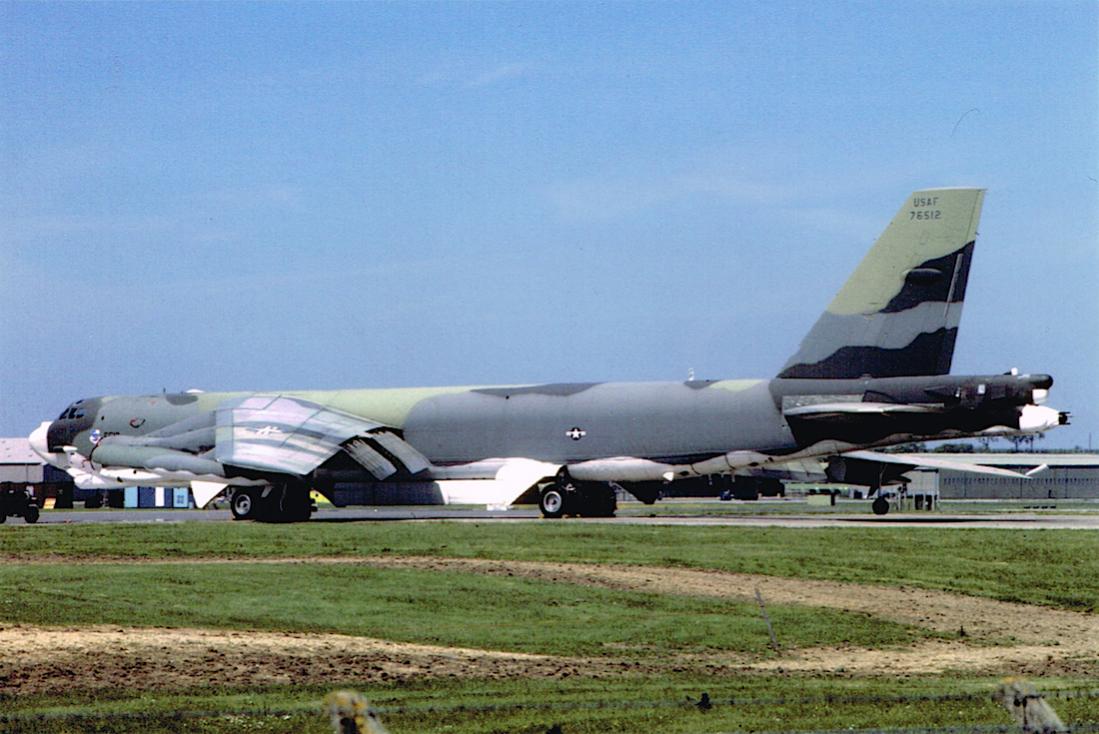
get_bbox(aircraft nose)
[29,421,51,458]
[29,420,68,469]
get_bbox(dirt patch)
[4,625,1092,697]
[352,556,1099,677]
[742,640,1097,677]
[356,556,1099,648]
[0,624,633,696]
[4,555,1097,693]
[11,553,1095,648]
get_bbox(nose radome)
[29,421,67,468]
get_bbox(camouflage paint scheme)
[780,189,982,378]
[31,189,1067,519]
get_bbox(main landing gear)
[869,483,892,516]
[538,473,617,519]
[230,485,315,523]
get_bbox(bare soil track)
[3,555,1096,694]
[361,557,1099,677]
[0,625,629,696]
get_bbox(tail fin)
[778,187,985,379]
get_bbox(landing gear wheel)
[872,496,890,516]
[732,480,761,501]
[230,489,256,521]
[281,489,314,523]
[539,487,566,518]
[247,486,314,523]
[578,484,617,518]
[24,505,39,524]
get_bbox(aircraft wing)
[215,395,430,479]
[74,394,551,509]
[783,402,941,418]
[841,450,1030,479]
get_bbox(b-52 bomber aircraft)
[30,188,1068,521]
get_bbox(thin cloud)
[546,171,790,221]
[465,62,531,88]
[417,62,533,89]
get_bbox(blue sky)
[1,1,1096,448]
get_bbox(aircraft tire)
[24,505,39,524]
[230,489,257,521]
[539,487,567,518]
[872,496,890,516]
[578,484,617,518]
[281,489,314,523]
[251,486,312,523]
[732,483,760,501]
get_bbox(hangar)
[0,437,72,497]
[921,453,1099,500]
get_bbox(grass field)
[5,521,1098,609]
[615,498,1099,517]
[11,676,1099,734]
[0,563,930,656]
[1,521,1097,733]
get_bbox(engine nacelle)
[825,456,911,488]
[91,442,224,476]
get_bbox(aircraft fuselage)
[39,372,1062,488]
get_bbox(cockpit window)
[58,400,88,421]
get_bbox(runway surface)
[15,505,1099,529]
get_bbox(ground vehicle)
[0,485,40,524]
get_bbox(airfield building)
[0,437,73,499]
[922,453,1099,500]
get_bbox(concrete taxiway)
[12,505,1099,529]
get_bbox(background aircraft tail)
[778,187,985,379]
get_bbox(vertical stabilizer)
[778,188,985,379]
